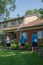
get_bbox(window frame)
[12,21,16,25]
[3,23,7,28]
[37,31,43,39]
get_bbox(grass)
[0,49,43,65]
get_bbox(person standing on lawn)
[6,36,11,49]
[20,34,26,49]
[32,31,38,52]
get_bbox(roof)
[18,19,43,29]
[3,15,42,31]
[0,16,24,23]
[0,14,38,23]
[3,25,19,31]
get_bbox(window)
[20,32,28,40]
[42,31,43,38]
[12,21,16,25]
[3,23,7,27]
[23,32,28,39]
[19,20,22,24]
[37,31,43,39]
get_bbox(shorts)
[21,44,25,46]
[6,43,10,47]
[32,42,37,47]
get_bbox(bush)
[25,43,31,49]
[11,39,18,44]
[39,44,43,47]
[11,43,16,48]
[11,39,19,49]
[16,44,20,49]
[0,41,3,46]
[39,39,43,47]
[40,39,43,43]
[40,48,43,51]
[11,39,20,49]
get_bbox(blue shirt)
[32,34,38,43]
[20,36,26,44]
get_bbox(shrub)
[39,39,43,47]
[11,39,18,44]
[0,41,3,46]
[25,43,31,49]
[39,44,43,47]
[11,39,20,49]
[40,39,43,43]
[40,48,43,51]
[16,44,20,49]
[11,43,16,48]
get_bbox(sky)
[10,0,43,18]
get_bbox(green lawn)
[0,49,43,65]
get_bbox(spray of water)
[15,23,24,33]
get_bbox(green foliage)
[11,39,20,49]
[42,0,43,2]
[11,43,20,49]
[39,44,43,47]
[11,43,16,48]
[0,40,4,46]
[39,47,43,52]
[0,0,16,19]
[40,39,43,42]
[11,39,18,48]
[33,9,40,14]
[41,47,43,51]
[0,41,2,46]
[39,39,43,46]
[25,43,31,49]
[25,8,43,18]
[39,8,43,18]
[16,44,20,49]
[25,9,40,16]
[11,39,18,44]
[25,10,33,15]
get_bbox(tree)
[25,9,40,15]
[25,10,33,15]
[39,8,43,18]
[0,0,16,20]
[33,9,40,15]
[42,0,43,2]
[25,9,43,18]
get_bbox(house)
[0,14,43,45]
[0,16,24,42]
[17,15,43,44]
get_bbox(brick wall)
[16,27,43,45]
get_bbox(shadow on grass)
[0,49,43,65]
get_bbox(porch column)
[16,31,20,43]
